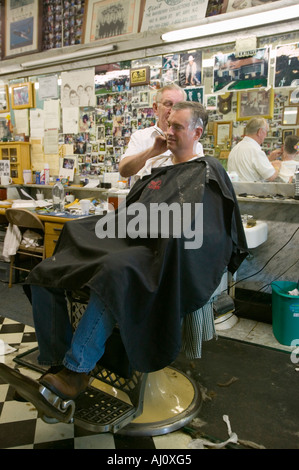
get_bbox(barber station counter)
[232,182,299,300]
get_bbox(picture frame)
[213,47,269,93]
[130,66,150,87]
[274,42,299,88]
[3,0,42,59]
[282,129,295,143]
[219,150,230,160]
[11,82,35,110]
[206,0,228,16]
[179,51,202,88]
[83,0,141,44]
[185,87,204,104]
[59,156,77,182]
[0,85,9,113]
[214,121,232,146]
[282,106,299,126]
[236,88,274,121]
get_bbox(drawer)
[45,234,61,258]
[45,222,64,236]
[45,222,64,257]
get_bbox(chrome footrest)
[39,385,76,424]
[74,384,138,433]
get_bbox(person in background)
[276,135,299,183]
[118,84,203,185]
[227,117,281,182]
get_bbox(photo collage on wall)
[42,0,86,50]
[10,35,296,178]
[58,50,206,177]
[56,40,297,177]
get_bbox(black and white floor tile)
[0,315,194,450]
[1,313,293,450]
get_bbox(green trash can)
[272,281,299,346]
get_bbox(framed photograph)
[213,47,269,93]
[205,94,217,111]
[130,66,150,87]
[0,85,9,113]
[185,87,204,104]
[3,0,42,59]
[11,82,35,109]
[83,0,141,44]
[59,156,77,182]
[179,51,202,87]
[274,42,299,88]
[214,121,232,146]
[206,0,228,16]
[282,129,295,143]
[236,88,274,121]
[282,106,299,126]
[219,150,230,160]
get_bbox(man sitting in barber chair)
[4,102,248,407]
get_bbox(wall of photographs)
[42,0,86,51]
[0,0,285,59]
[1,31,299,180]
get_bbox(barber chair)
[0,290,202,436]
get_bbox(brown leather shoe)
[39,367,90,400]
[13,366,64,402]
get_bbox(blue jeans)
[31,285,116,373]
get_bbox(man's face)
[166,108,201,154]
[154,89,185,131]
[259,125,268,144]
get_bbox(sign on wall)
[141,0,209,31]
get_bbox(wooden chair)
[5,208,45,288]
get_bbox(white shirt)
[121,124,203,185]
[278,160,299,183]
[227,136,275,182]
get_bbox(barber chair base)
[0,361,147,433]
[118,367,202,436]
[0,361,201,437]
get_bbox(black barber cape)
[27,157,248,372]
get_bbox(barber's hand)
[153,134,167,155]
[269,148,282,161]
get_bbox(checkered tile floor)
[0,315,193,449]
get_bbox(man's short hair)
[155,84,186,103]
[245,117,268,135]
[284,135,299,154]
[172,101,209,133]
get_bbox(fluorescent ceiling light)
[162,5,299,42]
[22,44,117,68]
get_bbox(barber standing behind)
[119,84,203,185]
[228,117,281,182]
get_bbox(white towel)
[2,223,22,262]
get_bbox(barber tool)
[155,128,165,138]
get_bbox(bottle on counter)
[52,178,64,212]
[44,163,50,185]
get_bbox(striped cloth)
[181,271,228,359]
[181,300,216,359]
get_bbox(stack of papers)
[11,199,52,209]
